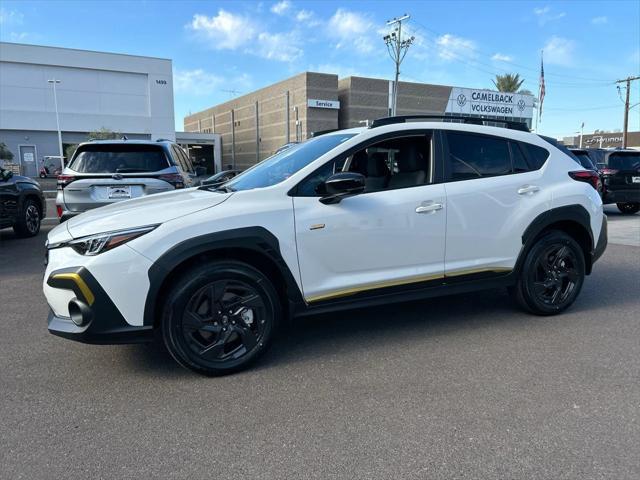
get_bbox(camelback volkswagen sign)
[445,87,534,120]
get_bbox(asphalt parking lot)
[1,210,638,479]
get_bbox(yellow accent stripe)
[305,267,512,303]
[52,273,95,306]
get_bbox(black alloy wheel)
[511,231,585,315]
[616,202,640,215]
[14,199,41,237]
[162,261,280,376]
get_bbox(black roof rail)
[155,138,174,142]
[310,129,339,137]
[370,115,530,132]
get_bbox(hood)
[65,188,231,238]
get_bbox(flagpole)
[535,50,542,132]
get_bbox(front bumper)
[46,267,154,345]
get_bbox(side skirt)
[293,270,516,317]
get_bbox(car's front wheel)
[13,199,41,237]
[161,260,280,376]
[512,231,585,315]
[616,202,640,214]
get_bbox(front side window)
[224,134,355,191]
[447,132,511,180]
[295,133,432,196]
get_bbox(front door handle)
[415,202,443,214]
[517,185,540,195]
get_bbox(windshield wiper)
[199,184,235,193]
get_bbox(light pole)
[579,122,584,148]
[47,78,64,169]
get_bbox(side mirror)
[320,172,365,205]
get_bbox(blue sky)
[1,0,639,138]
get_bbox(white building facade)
[0,42,175,175]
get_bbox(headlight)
[49,225,158,256]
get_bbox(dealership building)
[562,131,640,149]
[0,42,220,176]
[184,72,535,170]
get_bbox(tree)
[492,73,525,93]
[0,142,14,161]
[88,127,120,141]
[64,128,120,161]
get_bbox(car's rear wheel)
[13,199,41,237]
[512,231,585,315]
[616,202,640,214]
[161,260,280,376]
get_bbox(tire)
[39,173,46,178]
[512,231,585,316]
[616,202,640,214]
[161,260,281,376]
[13,198,41,237]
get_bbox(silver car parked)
[56,139,196,221]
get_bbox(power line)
[409,19,616,85]
[615,76,640,147]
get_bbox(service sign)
[446,87,534,119]
[308,99,340,109]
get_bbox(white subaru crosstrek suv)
[43,116,607,376]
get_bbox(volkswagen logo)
[456,94,467,107]
[517,99,526,112]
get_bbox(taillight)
[158,173,185,189]
[57,174,76,189]
[600,167,618,176]
[56,205,63,218]
[569,170,601,191]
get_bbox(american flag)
[538,53,546,119]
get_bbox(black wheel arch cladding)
[143,226,304,327]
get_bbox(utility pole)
[47,78,64,169]
[616,76,640,148]
[383,14,414,116]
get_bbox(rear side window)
[171,145,193,173]
[539,135,581,165]
[69,145,170,173]
[447,132,511,180]
[608,152,640,170]
[518,142,549,170]
[510,142,530,173]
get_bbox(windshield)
[608,152,640,170]
[224,134,355,191]
[69,145,170,173]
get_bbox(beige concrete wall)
[338,76,452,128]
[184,72,339,170]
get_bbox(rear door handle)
[517,185,540,195]
[415,202,443,214]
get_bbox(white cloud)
[271,1,291,15]
[9,32,29,42]
[0,8,24,25]
[533,5,566,25]
[436,34,476,61]
[491,53,513,62]
[543,35,576,66]
[188,10,256,50]
[187,9,303,61]
[256,32,302,61]
[174,69,252,96]
[174,69,224,95]
[328,8,375,54]
[296,9,313,22]
[591,16,608,25]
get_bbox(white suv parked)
[43,117,607,375]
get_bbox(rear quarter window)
[69,145,170,173]
[519,142,550,170]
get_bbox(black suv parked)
[0,167,46,237]
[597,149,640,214]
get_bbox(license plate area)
[107,185,131,199]
[632,176,640,184]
